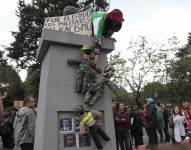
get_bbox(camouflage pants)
[75,64,87,93]
[76,63,96,94]
[84,88,104,107]
[81,73,94,95]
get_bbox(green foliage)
[142,82,170,103]
[112,86,133,104]
[0,65,24,100]
[176,33,191,57]
[0,50,7,66]
[167,33,191,103]
[169,57,191,81]
[23,64,40,99]
[6,0,79,69]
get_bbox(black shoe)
[97,146,103,149]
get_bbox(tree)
[4,0,80,99]
[0,50,7,66]
[112,86,133,104]
[142,82,170,103]
[6,0,79,69]
[167,33,191,102]
[24,64,40,99]
[0,65,24,101]
[109,36,179,105]
[78,0,110,11]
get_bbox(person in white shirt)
[172,106,186,143]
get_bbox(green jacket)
[156,105,165,129]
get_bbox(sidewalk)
[134,143,191,150]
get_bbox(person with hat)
[74,105,110,149]
[145,97,158,149]
[103,9,124,38]
[63,6,78,16]
[67,45,100,94]
[91,9,124,39]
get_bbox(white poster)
[43,11,92,35]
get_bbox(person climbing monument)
[84,66,114,107]
[74,105,110,149]
[67,44,101,94]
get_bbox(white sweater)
[173,115,186,142]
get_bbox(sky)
[0,0,191,81]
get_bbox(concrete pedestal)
[34,30,116,150]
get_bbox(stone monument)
[34,30,116,150]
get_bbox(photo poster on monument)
[59,112,105,149]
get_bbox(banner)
[43,11,92,36]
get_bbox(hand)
[115,117,119,120]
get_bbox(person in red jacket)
[182,100,191,134]
[115,102,132,150]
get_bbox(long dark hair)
[173,105,183,116]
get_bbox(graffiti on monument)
[43,11,92,35]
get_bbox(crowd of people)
[0,88,36,150]
[1,86,191,150]
[112,98,191,150]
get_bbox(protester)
[170,106,186,143]
[14,96,36,150]
[145,97,158,149]
[0,89,15,149]
[156,103,165,143]
[160,103,170,143]
[130,105,143,149]
[115,101,132,150]
[74,105,110,149]
[112,100,119,150]
[182,100,191,134]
